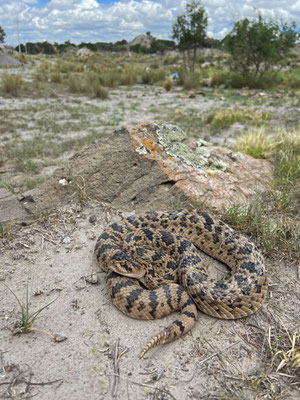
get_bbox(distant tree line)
[14,33,220,56]
[16,39,128,54]
[15,37,181,55]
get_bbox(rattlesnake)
[94,209,268,358]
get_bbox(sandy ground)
[1,200,299,400]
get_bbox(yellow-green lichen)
[207,160,228,174]
[229,150,244,161]
[155,124,212,171]
[136,144,148,155]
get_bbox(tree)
[0,25,6,43]
[223,14,299,81]
[172,0,208,71]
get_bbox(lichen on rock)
[156,124,212,171]
[135,144,148,155]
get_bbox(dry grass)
[268,323,300,378]
[207,108,272,131]
[223,125,300,261]
[1,73,24,96]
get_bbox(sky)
[0,0,299,47]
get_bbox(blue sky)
[0,0,299,47]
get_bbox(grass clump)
[92,83,109,99]
[267,323,300,381]
[207,108,271,132]
[0,223,11,238]
[119,67,140,85]
[67,72,109,98]
[223,125,300,260]
[164,79,172,92]
[181,72,200,90]
[4,281,57,335]
[235,125,300,182]
[1,73,24,96]
[223,202,299,258]
[141,68,167,85]
[98,69,120,87]
[233,127,277,158]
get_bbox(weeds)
[0,223,11,238]
[4,281,57,335]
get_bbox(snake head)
[109,252,145,279]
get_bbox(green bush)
[164,79,173,91]
[279,68,300,89]
[223,14,299,82]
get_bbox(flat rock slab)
[21,122,272,217]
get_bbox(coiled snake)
[94,209,268,358]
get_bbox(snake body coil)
[94,209,268,358]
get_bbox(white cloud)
[0,0,299,46]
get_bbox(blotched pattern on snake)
[94,209,268,358]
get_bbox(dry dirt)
[1,199,299,400]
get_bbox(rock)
[0,55,22,67]
[76,47,93,58]
[0,189,31,224]
[0,44,6,54]
[89,215,97,224]
[22,123,273,215]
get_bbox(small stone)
[54,333,68,343]
[62,236,72,244]
[85,272,98,284]
[89,215,97,223]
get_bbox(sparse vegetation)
[223,125,300,260]
[4,281,57,335]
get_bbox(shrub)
[67,73,85,93]
[164,79,173,91]
[182,72,200,89]
[50,72,62,83]
[119,67,140,85]
[91,83,109,99]
[98,70,120,87]
[223,14,299,82]
[210,70,227,87]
